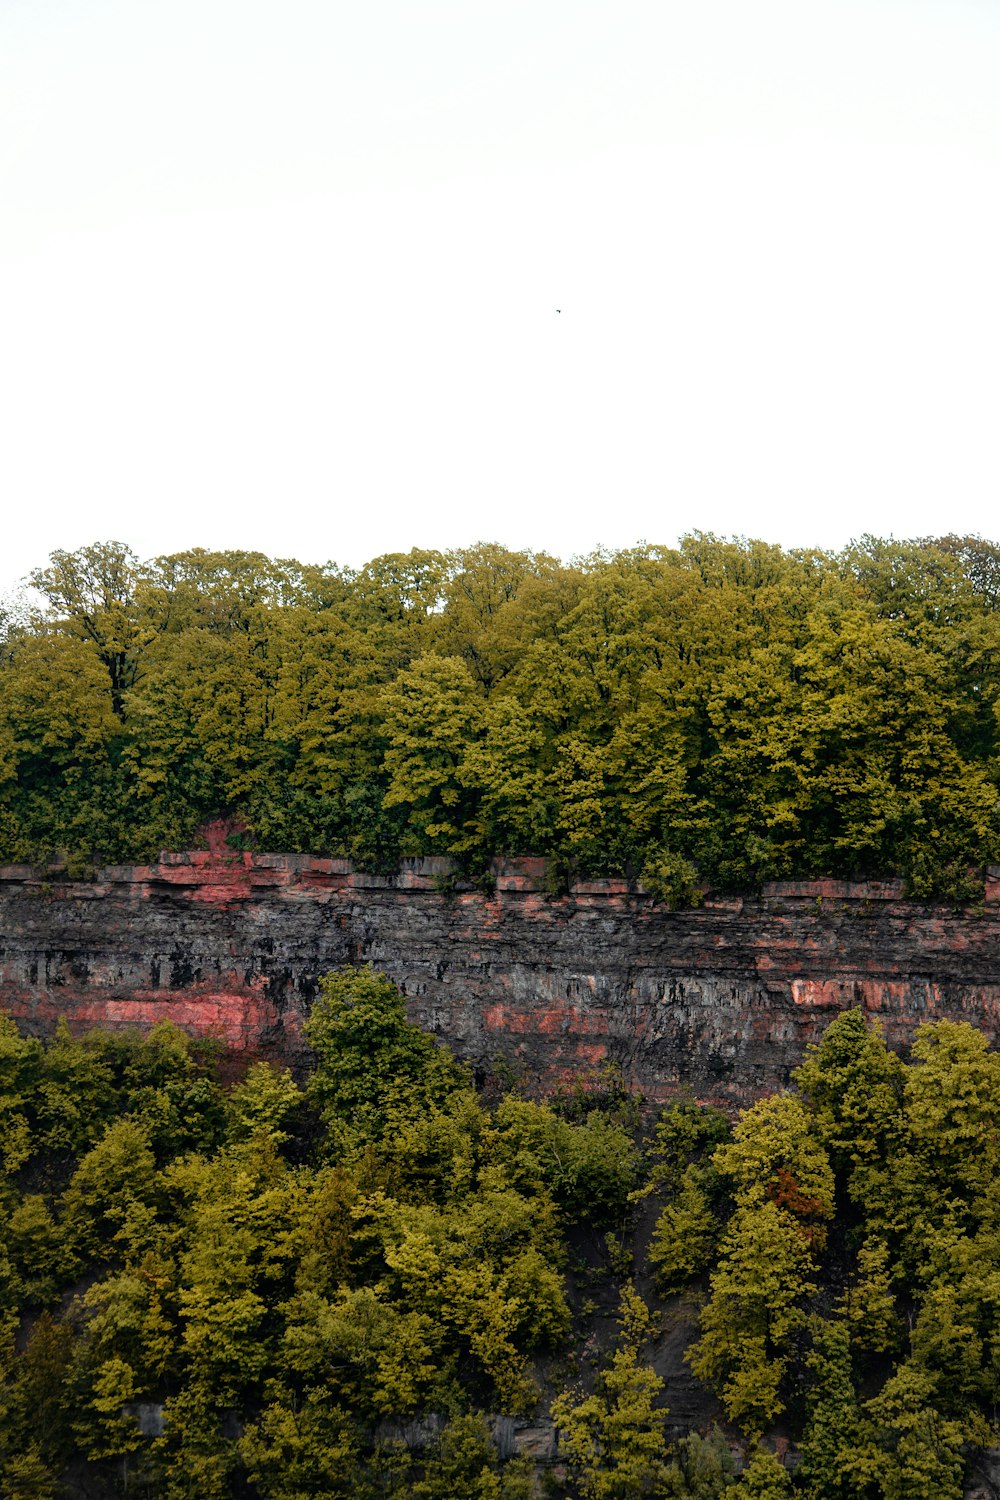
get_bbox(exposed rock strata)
[2,848,1000,1106]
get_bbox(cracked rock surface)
[3,855,1000,1107]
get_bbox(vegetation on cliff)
[2,979,1000,1497]
[4,533,1000,897]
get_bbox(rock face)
[3,842,1000,1107]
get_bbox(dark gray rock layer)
[2,852,1000,1106]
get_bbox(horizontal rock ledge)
[2,851,1000,1109]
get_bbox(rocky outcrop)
[3,838,1000,1107]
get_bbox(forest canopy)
[5,982,1000,1498]
[4,533,1000,898]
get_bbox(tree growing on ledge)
[303,966,470,1152]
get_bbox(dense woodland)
[2,981,1000,1497]
[4,533,1000,897]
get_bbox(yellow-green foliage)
[5,533,1000,895]
[678,1009,1000,1497]
[7,996,1000,1497]
[0,972,642,1497]
[551,1284,671,1500]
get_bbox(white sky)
[2,0,999,594]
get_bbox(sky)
[2,0,999,595]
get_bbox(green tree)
[29,541,155,718]
[381,653,485,853]
[304,968,468,1152]
[649,1165,720,1293]
[662,1426,736,1498]
[124,626,276,851]
[226,1062,304,1146]
[412,1413,534,1499]
[433,543,563,694]
[60,1119,160,1266]
[794,1008,904,1208]
[552,1284,671,1499]
[713,1093,835,1245]
[490,1094,639,1226]
[844,1364,977,1500]
[798,1318,861,1500]
[725,1446,793,1498]
[0,1448,57,1500]
[1,631,126,859]
[237,1390,368,1500]
[687,1197,817,1435]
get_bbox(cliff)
[3,839,1000,1106]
